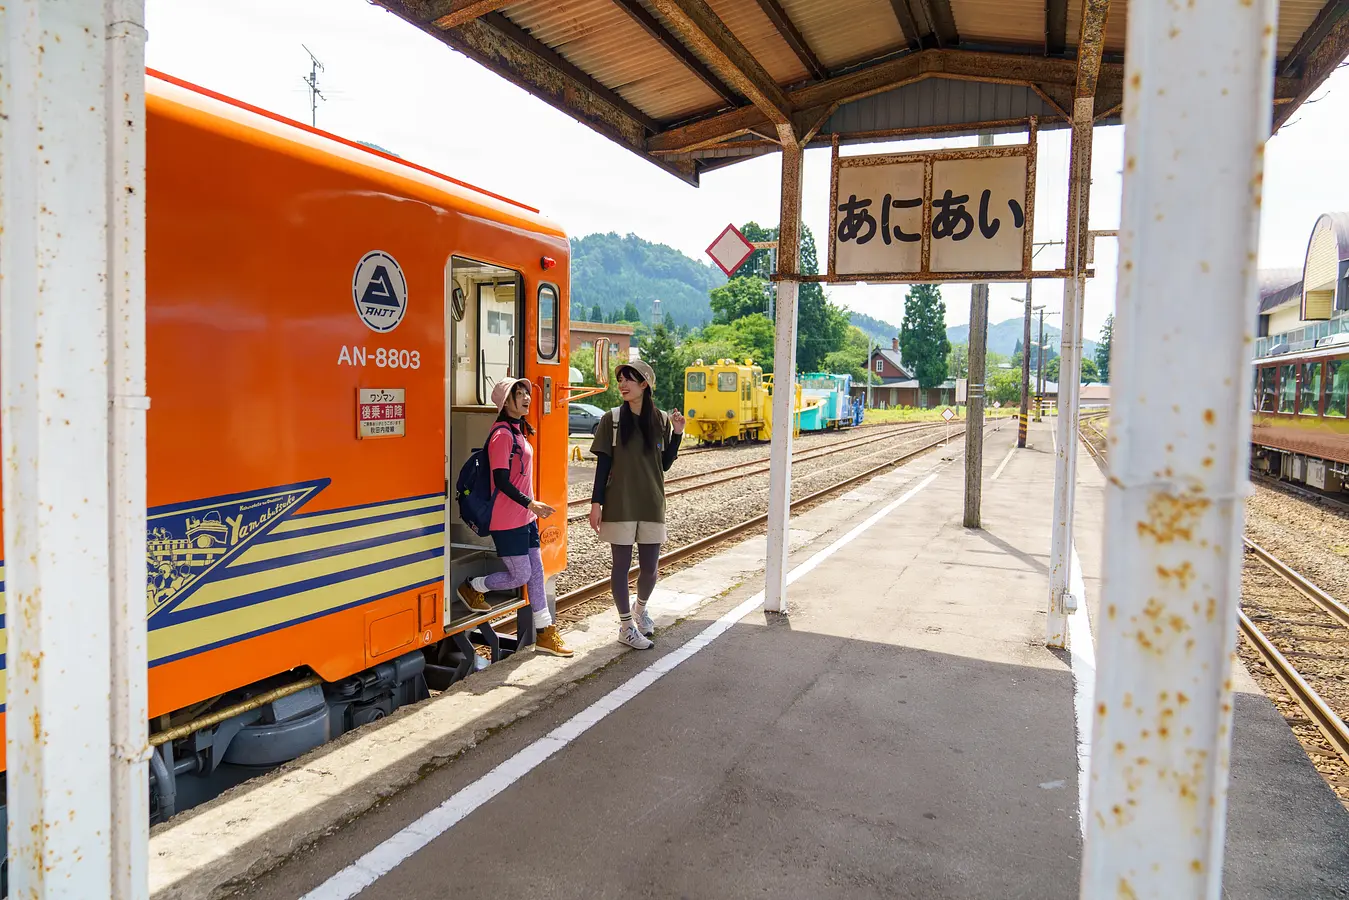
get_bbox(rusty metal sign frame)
[824,117,1040,284]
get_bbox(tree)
[988,369,1022,405]
[947,342,969,380]
[899,285,951,390]
[1095,314,1113,383]
[821,325,872,382]
[702,313,775,372]
[641,324,682,410]
[620,301,641,323]
[589,303,603,323]
[717,221,849,372]
[709,276,769,323]
[1046,356,1099,385]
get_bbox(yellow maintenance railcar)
[682,358,799,445]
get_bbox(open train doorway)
[444,256,525,628]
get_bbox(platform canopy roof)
[372,0,1349,185]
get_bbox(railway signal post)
[0,1,151,897]
[1082,0,1275,892]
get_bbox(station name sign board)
[828,133,1037,284]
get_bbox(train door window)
[1257,366,1277,412]
[687,371,706,392]
[1278,364,1297,413]
[717,373,737,392]
[537,284,559,362]
[1300,362,1323,415]
[1327,360,1349,418]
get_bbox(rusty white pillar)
[0,1,150,897]
[764,126,803,613]
[1081,0,1275,895]
[1046,99,1093,649]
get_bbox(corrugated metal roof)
[372,0,1349,182]
[506,0,726,122]
[954,0,1046,47]
[821,77,1061,135]
[776,0,907,71]
[1278,0,1327,57]
[704,0,810,86]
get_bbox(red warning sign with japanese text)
[358,388,406,439]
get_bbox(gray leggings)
[611,543,660,616]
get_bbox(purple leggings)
[484,548,551,629]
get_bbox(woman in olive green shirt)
[589,360,684,649]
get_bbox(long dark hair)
[619,384,659,450]
[495,381,535,437]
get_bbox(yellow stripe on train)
[149,555,442,664]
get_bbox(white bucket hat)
[491,377,531,412]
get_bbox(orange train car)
[1251,341,1349,491]
[0,71,573,823]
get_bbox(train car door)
[444,256,524,627]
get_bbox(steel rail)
[495,424,980,637]
[1243,539,1349,630]
[564,421,947,518]
[1237,608,1349,767]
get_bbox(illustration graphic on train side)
[147,480,330,617]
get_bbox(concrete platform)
[157,419,1349,900]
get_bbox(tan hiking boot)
[534,625,574,657]
[457,580,491,612]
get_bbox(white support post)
[0,1,150,897]
[1081,0,1275,895]
[764,128,803,614]
[107,1,152,896]
[1046,98,1093,649]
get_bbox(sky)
[143,0,1349,342]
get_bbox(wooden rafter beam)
[646,0,794,125]
[923,0,960,48]
[1280,0,1349,76]
[612,0,742,104]
[751,0,828,81]
[887,0,923,48]
[421,0,513,29]
[1045,0,1068,56]
[649,49,1109,152]
[1074,0,1111,99]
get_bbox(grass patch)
[863,405,1019,425]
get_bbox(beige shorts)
[598,520,667,545]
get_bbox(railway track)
[499,420,979,634]
[564,420,948,519]
[1078,419,1349,802]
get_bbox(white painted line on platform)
[1068,541,1095,839]
[301,471,944,900]
[991,443,1017,481]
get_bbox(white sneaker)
[633,602,655,637]
[618,622,654,650]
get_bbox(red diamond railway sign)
[705,223,756,277]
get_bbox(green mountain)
[569,232,725,327]
[947,318,1097,360]
[848,311,900,341]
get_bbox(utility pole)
[302,44,326,127]
[1035,306,1046,421]
[1019,283,1032,447]
[963,131,994,529]
[866,337,875,409]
